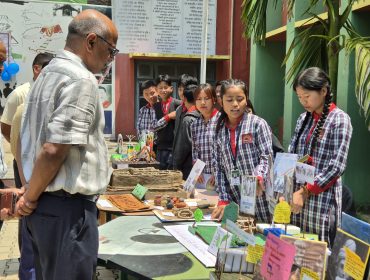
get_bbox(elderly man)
[16,10,118,279]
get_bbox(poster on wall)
[0,0,114,136]
[113,0,217,55]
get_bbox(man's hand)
[15,191,38,217]
[211,205,226,221]
[0,208,11,220]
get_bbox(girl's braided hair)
[292,67,332,155]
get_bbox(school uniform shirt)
[136,103,157,135]
[191,109,220,174]
[288,104,352,242]
[214,112,273,223]
[153,97,181,150]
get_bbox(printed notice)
[246,244,264,264]
[260,233,296,280]
[344,246,366,280]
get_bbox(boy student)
[136,80,159,136]
[173,74,198,145]
[173,84,201,179]
[153,74,181,169]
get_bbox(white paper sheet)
[164,224,217,267]
[183,159,206,192]
[97,199,114,208]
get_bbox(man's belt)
[45,189,98,202]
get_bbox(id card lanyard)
[227,125,242,187]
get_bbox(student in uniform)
[191,83,220,189]
[287,67,352,243]
[172,74,198,161]
[153,74,181,169]
[211,79,272,222]
[173,84,200,179]
[136,80,158,136]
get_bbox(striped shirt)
[289,107,352,242]
[213,112,273,222]
[136,104,157,134]
[191,109,219,174]
[21,50,111,195]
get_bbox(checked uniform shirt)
[289,106,352,242]
[191,110,220,175]
[136,104,157,134]
[213,112,273,222]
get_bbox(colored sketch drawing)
[327,228,370,280]
[280,235,327,280]
[273,153,298,194]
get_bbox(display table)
[98,216,213,280]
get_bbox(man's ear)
[32,64,41,76]
[85,33,97,52]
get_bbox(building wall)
[114,0,250,136]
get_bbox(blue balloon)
[1,70,11,81]
[7,62,19,75]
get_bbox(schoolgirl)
[211,79,272,222]
[191,83,220,188]
[288,67,352,243]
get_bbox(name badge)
[230,169,241,186]
[242,133,253,144]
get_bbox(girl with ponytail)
[288,67,353,243]
[211,79,272,222]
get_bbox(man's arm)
[1,122,11,143]
[16,142,71,216]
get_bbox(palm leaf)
[345,35,370,130]
[283,23,329,83]
[241,0,278,44]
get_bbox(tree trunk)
[327,0,341,102]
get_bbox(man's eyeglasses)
[95,34,119,57]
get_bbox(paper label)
[295,162,315,184]
[260,233,296,280]
[274,201,291,224]
[131,184,148,200]
[97,199,114,208]
[240,176,257,216]
[186,201,198,207]
[226,219,255,246]
[208,226,232,256]
[246,244,264,264]
[194,208,204,222]
[221,202,239,225]
[162,212,175,217]
[344,246,366,280]
[300,267,320,280]
[183,159,206,192]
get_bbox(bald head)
[66,9,117,46]
[65,9,118,74]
